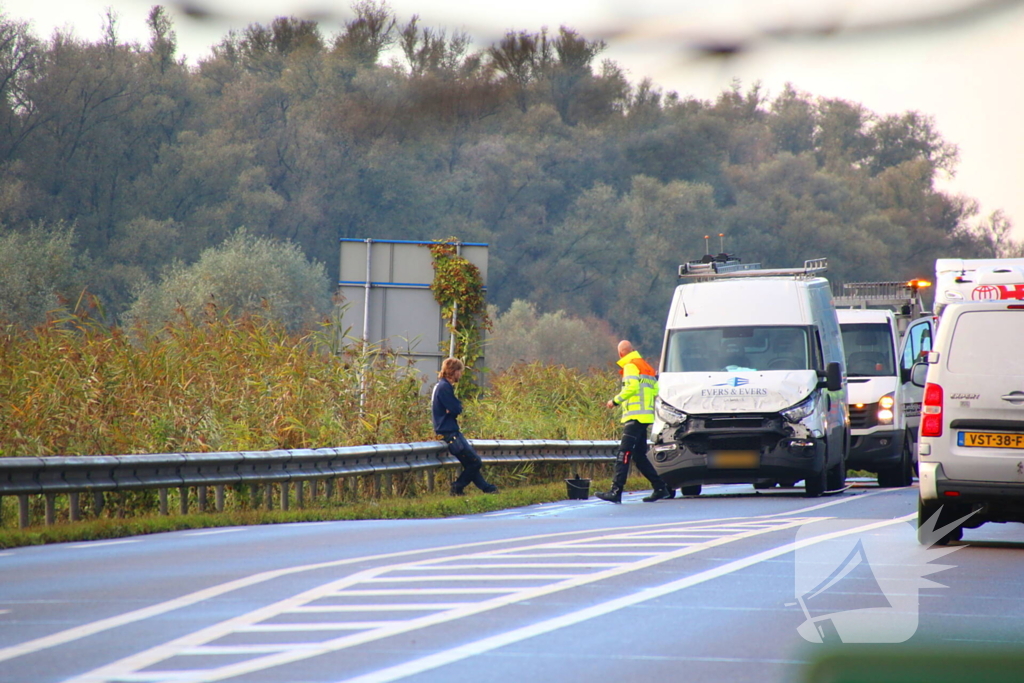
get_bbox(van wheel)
[804,467,827,497]
[680,485,702,496]
[826,457,846,491]
[918,497,964,546]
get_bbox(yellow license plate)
[709,450,759,468]
[958,431,1024,449]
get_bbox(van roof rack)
[679,257,827,279]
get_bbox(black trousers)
[611,420,666,490]
[441,432,495,492]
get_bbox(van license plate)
[709,450,759,468]
[957,432,1024,449]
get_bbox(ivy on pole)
[428,237,491,393]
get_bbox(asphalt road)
[2,482,1023,683]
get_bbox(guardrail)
[0,440,619,529]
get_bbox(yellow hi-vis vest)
[612,351,658,424]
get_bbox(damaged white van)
[651,257,849,497]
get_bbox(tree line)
[0,1,1018,352]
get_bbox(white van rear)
[914,301,1024,543]
[651,260,848,497]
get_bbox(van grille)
[849,403,877,429]
[703,417,766,430]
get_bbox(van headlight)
[655,396,688,425]
[781,395,816,423]
[877,392,895,424]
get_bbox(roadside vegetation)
[0,307,625,545]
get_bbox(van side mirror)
[817,361,843,392]
[910,362,928,388]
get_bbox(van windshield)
[839,323,896,377]
[663,326,810,373]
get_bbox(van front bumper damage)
[651,412,826,488]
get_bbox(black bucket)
[565,476,591,500]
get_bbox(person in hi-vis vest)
[596,340,672,504]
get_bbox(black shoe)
[482,485,498,494]
[596,488,622,504]
[642,486,672,503]
[450,484,465,496]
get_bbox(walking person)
[432,357,498,496]
[596,340,673,503]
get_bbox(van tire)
[680,485,702,496]
[918,498,964,546]
[826,458,846,491]
[804,467,827,497]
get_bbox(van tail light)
[921,382,943,438]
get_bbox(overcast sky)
[4,0,1024,243]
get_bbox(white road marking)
[67,516,816,682]
[181,529,245,537]
[335,513,918,683]
[69,540,139,549]
[238,623,399,632]
[289,604,472,612]
[2,487,899,668]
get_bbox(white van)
[651,258,848,498]
[837,308,913,486]
[913,300,1024,544]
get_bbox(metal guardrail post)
[70,492,81,521]
[19,495,29,528]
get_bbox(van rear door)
[937,307,1024,482]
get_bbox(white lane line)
[335,589,524,596]
[69,540,139,549]
[363,574,581,582]
[182,529,245,537]
[238,623,398,632]
[75,517,815,683]
[482,552,657,558]
[545,543,687,548]
[290,605,472,613]
[0,524,686,664]
[335,513,918,683]
[0,609,10,615]
[407,563,619,570]
[181,645,319,655]
[3,488,899,666]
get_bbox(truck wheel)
[878,436,914,488]
[680,485,702,496]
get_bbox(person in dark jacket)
[432,357,498,496]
